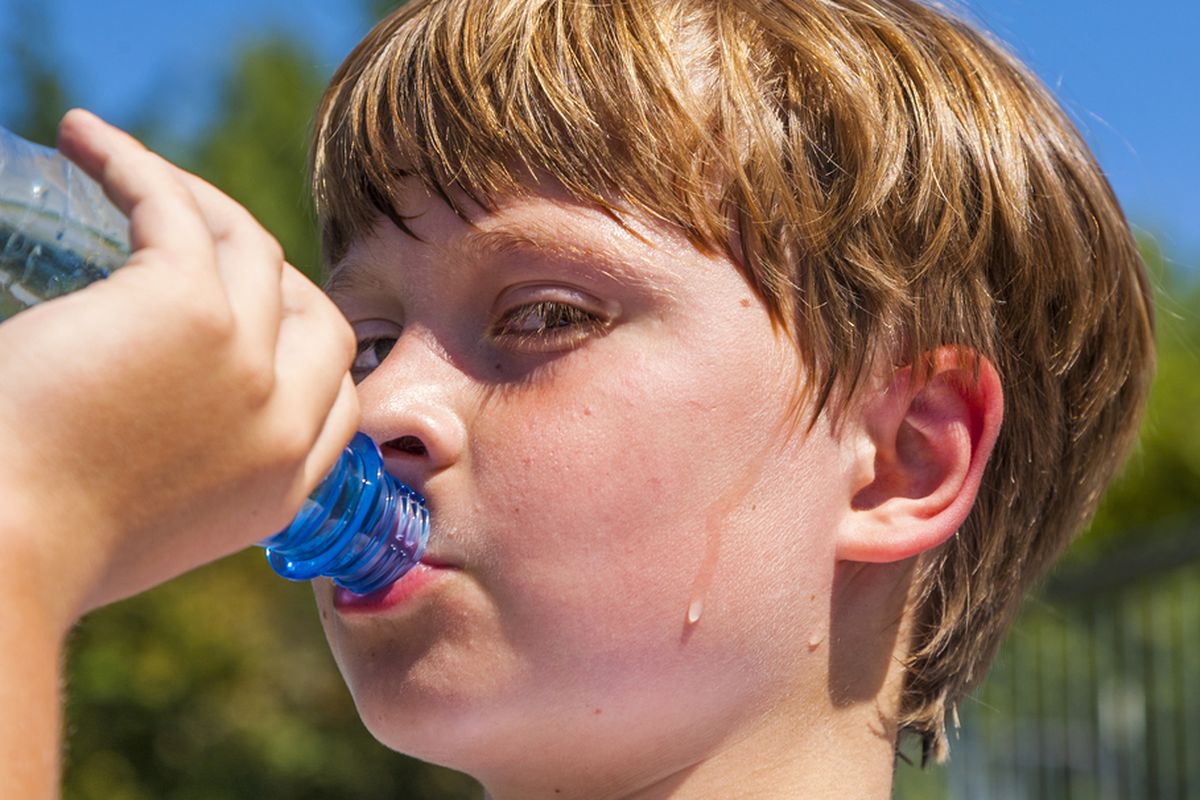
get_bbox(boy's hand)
[0,110,359,629]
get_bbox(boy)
[0,0,1154,797]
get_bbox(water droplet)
[686,597,704,625]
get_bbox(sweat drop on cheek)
[0,124,429,595]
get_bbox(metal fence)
[896,520,1200,799]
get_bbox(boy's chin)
[326,629,530,767]
[349,680,553,778]
[355,696,489,768]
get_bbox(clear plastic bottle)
[0,124,428,594]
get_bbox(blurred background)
[1,0,1196,797]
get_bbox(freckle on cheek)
[739,298,752,308]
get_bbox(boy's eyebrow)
[322,262,388,296]
[325,224,681,297]
[454,224,681,297]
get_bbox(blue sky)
[2,0,1197,262]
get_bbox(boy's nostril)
[386,435,428,456]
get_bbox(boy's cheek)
[469,405,827,634]
[472,336,813,575]
[471,387,717,562]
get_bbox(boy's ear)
[836,346,1003,563]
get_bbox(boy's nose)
[355,332,468,476]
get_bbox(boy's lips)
[333,561,457,613]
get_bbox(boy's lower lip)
[332,562,454,613]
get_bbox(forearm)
[0,550,65,800]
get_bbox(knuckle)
[261,234,286,266]
[264,419,312,467]
[102,147,149,187]
[186,297,236,342]
[334,315,357,368]
[336,391,361,444]
[235,353,277,407]
[115,149,184,202]
[159,278,233,341]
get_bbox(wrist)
[0,493,100,637]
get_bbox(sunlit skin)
[309,176,861,796]
[312,177,1001,799]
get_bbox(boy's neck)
[479,704,898,800]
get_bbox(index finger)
[56,109,216,274]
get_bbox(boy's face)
[314,179,854,779]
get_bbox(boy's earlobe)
[836,347,1003,563]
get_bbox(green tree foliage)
[64,554,478,799]
[186,39,326,282]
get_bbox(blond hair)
[311,0,1155,760]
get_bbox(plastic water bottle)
[0,123,428,594]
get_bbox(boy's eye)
[489,301,607,351]
[351,336,397,383]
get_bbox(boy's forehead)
[326,184,696,295]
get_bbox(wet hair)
[311,0,1155,760]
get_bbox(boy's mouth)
[333,561,457,613]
